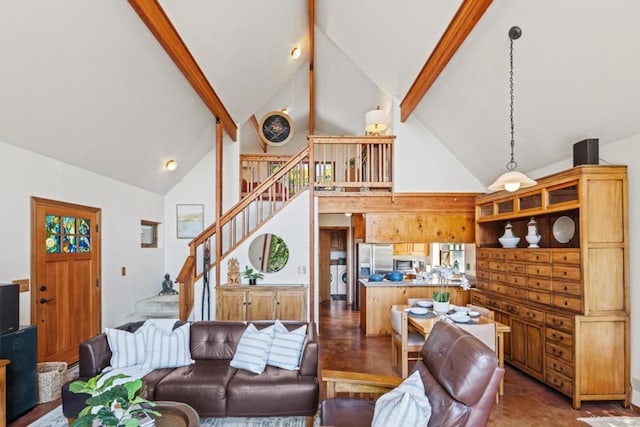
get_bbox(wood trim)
[250,114,267,153]
[318,192,480,214]
[12,279,30,293]
[128,0,237,140]
[308,0,315,133]
[399,0,493,122]
[215,119,223,292]
[308,138,315,322]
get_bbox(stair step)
[127,294,180,323]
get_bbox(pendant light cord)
[506,26,522,171]
[507,33,517,171]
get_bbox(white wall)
[391,97,486,193]
[528,136,640,406]
[0,140,164,328]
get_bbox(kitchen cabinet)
[216,286,306,321]
[474,165,629,408]
[359,281,469,336]
[393,243,429,256]
[330,231,346,251]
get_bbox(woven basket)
[36,361,68,403]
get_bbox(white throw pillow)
[230,324,275,374]
[142,322,193,369]
[267,320,307,370]
[105,325,147,369]
[372,371,431,427]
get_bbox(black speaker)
[573,138,599,167]
[0,326,37,423]
[0,283,19,335]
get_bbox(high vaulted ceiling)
[1,0,639,194]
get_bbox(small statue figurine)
[227,257,240,286]
[159,273,178,296]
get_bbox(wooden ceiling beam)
[249,114,267,153]
[399,0,493,122]
[128,0,237,141]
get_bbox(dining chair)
[390,306,424,378]
[466,303,494,320]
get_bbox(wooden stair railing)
[175,146,311,320]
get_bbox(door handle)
[40,297,54,304]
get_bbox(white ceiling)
[1,0,638,194]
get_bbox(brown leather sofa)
[62,320,319,421]
[321,320,504,427]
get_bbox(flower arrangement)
[69,373,159,427]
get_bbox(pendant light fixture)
[489,26,536,192]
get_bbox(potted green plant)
[69,373,159,427]
[433,267,452,313]
[242,265,264,285]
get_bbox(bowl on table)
[416,300,433,308]
[449,313,471,323]
[408,307,429,315]
[468,310,480,318]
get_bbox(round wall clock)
[259,111,294,147]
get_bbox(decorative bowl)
[387,271,404,281]
[368,274,384,282]
[498,236,520,248]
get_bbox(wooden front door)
[31,197,101,364]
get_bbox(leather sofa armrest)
[79,333,111,378]
[321,369,402,399]
[299,322,319,377]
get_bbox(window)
[141,220,159,248]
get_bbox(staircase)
[175,145,312,320]
[173,135,396,321]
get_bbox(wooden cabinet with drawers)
[474,165,629,409]
[216,286,307,321]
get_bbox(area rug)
[28,405,320,426]
[577,416,640,426]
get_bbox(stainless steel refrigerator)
[354,243,393,309]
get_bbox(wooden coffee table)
[151,401,199,427]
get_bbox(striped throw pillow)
[142,322,193,369]
[230,324,275,374]
[105,325,147,369]
[267,320,307,370]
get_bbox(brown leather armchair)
[321,321,504,427]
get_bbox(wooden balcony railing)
[309,135,395,194]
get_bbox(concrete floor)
[317,299,639,426]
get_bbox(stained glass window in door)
[45,215,91,254]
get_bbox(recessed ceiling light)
[165,160,177,171]
[290,46,301,59]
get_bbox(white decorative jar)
[498,221,520,248]
[525,217,541,248]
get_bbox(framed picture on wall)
[176,204,204,239]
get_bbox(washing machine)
[330,265,339,295]
[336,265,347,296]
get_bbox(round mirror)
[248,233,289,273]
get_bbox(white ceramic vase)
[433,300,450,314]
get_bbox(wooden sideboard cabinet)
[216,286,307,321]
[474,165,629,409]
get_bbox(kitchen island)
[359,279,471,336]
